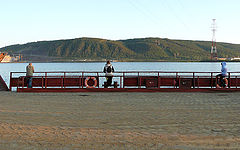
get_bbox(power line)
[159,0,189,30]
[127,0,179,36]
[127,0,160,26]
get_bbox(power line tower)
[210,19,217,60]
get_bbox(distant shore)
[2,59,240,63]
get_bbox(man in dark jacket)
[103,60,114,87]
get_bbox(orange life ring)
[85,77,97,88]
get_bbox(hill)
[1,37,240,61]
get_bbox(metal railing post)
[45,72,47,88]
[211,73,213,88]
[123,72,125,88]
[228,72,231,88]
[138,72,140,88]
[236,76,237,88]
[42,76,44,88]
[176,72,179,88]
[63,72,66,88]
[82,72,84,88]
[193,73,195,88]
[97,73,99,88]
[9,72,12,91]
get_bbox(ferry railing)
[10,71,240,91]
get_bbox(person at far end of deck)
[216,62,228,88]
[103,60,114,88]
[26,63,34,88]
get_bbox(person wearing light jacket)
[26,63,34,88]
[103,60,114,87]
[216,62,228,88]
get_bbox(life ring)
[85,77,98,88]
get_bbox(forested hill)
[1,37,240,61]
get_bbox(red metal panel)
[10,77,28,87]
[123,77,138,86]
[10,78,19,87]
[146,79,158,88]
[159,77,178,86]
[139,76,158,86]
[179,78,192,89]
[45,78,62,87]
[33,78,44,87]
[124,76,179,87]
[11,77,100,88]
[37,77,91,87]
[64,77,83,86]
[194,78,215,87]
[124,76,178,87]
[229,78,240,87]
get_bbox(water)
[1,62,240,87]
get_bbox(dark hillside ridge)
[1,37,240,61]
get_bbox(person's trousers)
[106,76,113,87]
[27,77,33,88]
[216,74,226,87]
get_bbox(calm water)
[1,62,240,86]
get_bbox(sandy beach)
[0,91,240,149]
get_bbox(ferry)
[5,71,240,92]
[0,52,21,63]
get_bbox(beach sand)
[0,91,240,149]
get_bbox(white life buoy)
[85,77,97,88]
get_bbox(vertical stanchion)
[82,72,84,88]
[45,72,47,88]
[97,73,99,88]
[193,73,195,88]
[138,72,140,88]
[211,73,213,88]
[61,76,63,88]
[176,72,179,88]
[215,75,218,88]
[63,72,66,88]
[120,76,122,88]
[9,72,12,91]
[228,72,231,88]
[123,72,125,88]
[79,76,81,88]
[22,77,24,89]
[197,76,199,88]
[42,76,44,88]
[236,76,237,88]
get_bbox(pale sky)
[1,0,240,48]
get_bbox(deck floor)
[0,91,239,149]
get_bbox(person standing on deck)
[26,63,34,88]
[216,62,228,88]
[103,60,114,88]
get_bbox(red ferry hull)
[9,71,240,92]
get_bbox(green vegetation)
[1,37,240,61]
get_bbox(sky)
[1,0,240,48]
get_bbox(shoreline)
[1,60,240,63]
